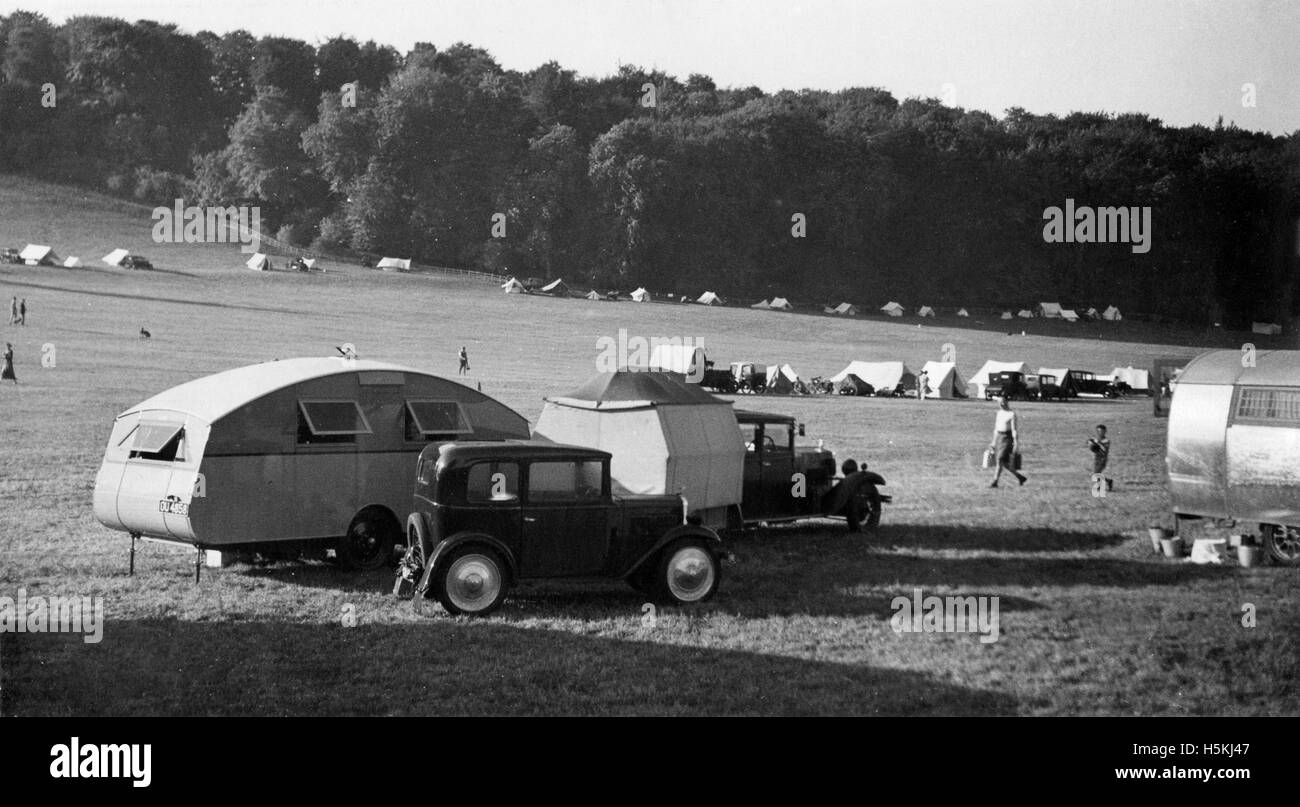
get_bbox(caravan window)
[126,422,185,462]
[1234,387,1300,426]
[405,400,472,441]
[298,400,371,444]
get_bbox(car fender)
[820,472,884,515]
[415,532,519,596]
[626,525,723,576]
[406,512,433,559]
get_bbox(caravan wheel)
[1262,525,1300,566]
[337,508,400,571]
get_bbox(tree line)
[1,10,1297,325]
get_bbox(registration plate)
[158,499,189,516]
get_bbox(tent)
[764,364,801,394]
[829,302,859,316]
[585,290,602,300]
[1038,302,1063,318]
[919,361,966,399]
[829,361,915,396]
[881,301,905,317]
[837,375,875,396]
[1060,309,1080,322]
[957,308,969,317]
[377,257,410,271]
[1017,309,1034,318]
[1110,366,1151,392]
[1037,368,1080,397]
[1000,311,1013,320]
[20,244,58,266]
[300,258,318,271]
[501,277,526,294]
[768,297,793,312]
[102,248,129,267]
[696,291,722,305]
[917,306,936,317]
[751,299,770,309]
[533,371,745,528]
[1102,305,1122,321]
[630,287,650,302]
[246,252,270,271]
[1252,322,1283,335]
[971,360,1030,398]
[541,278,569,295]
[63,257,81,268]
[1084,307,1100,319]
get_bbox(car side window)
[466,461,520,503]
[528,461,603,502]
[767,424,792,453]
[741,424,760,452]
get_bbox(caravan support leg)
[194,547,202,584]
[129,532,139,576]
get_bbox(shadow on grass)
[742,520,1129,552]
[2,278,304,314]
[5,617,1019,716]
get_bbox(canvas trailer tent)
[830,361,915,397]
[377,257,411,271]
[1000,311,1013,320]
[881,302,904,317]
[1166,349,1300,565]
[972,360,1030,398]
[20,244,59,265]
[533,371,745,529]
[93,357,530,571]
[1017,309,1034,318]
[919,361,966,399]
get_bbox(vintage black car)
[1073,370,1127,398]
[120,255,153,270]
[1027,373,1069,401]
[984,370,1031,400]
[736,410,889,532]
[396,441,724,616]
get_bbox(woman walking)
[988,395,1026,487]
[2,343,16,384]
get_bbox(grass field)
[1,175,1297,716]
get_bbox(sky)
[9,0,1299,135]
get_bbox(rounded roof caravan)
[93,357,530,570]
[1166,349,1300,565]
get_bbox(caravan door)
[113,416,188,540]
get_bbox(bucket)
[1147,527,1168,553]
[1237,545,1263,568]
[1160,536,1184,558]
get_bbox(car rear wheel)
[336,509,400,571]
[433,545,509,616]
[653,539,720,605]
[1262,525,1300,566]
[847,484,882,533]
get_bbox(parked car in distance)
[730,361,766,393]
[1,248,22,264]
[396,441,724,616]
[1028,373,1068,401]
[985,370,1031,400]
[1074,370,1127,398]
[699,360,738,393]
[121,254,153,270]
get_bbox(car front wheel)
[654,539,720,605]
[433,545,509,616]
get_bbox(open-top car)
[395,441,724,616]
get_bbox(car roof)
[734,409,795,424]
[430,440,612,466]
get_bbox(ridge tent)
[533,371,745,529]
[377,257,410,271]
[832,302,859,315]
[1038,302,1063,318]
[917,306,936,317]
[829,361,915,396]
[881,301,905,317]
[1018,309,1034,318]
[837,375,875,396]
[246,253,270,271]
[1102,305,1122,321]
[102,248,129,267]
[541,278,569,295]
[20,244,58,265]
[1084,307,1100,319]
[1060,309,1080,322]
[919,361,966,399]
[1252,322,1283,335]
[764,364,801,394]
[768,297,793,311]
[972,360,1030,398]
[585,290,602,300]
[630,287,650,302]
[1110,366,1151,392]
[957,308,969,317]
[501,277,526,294]
[696,291,722,305]
[751,299,771,309]
[1000,311,1013,320]
[63,257,81,267]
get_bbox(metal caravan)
[93,357,530,571]
[1166,349,1300,565]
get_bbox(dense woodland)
[1,11,1297,324]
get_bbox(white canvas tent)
[541,278,569,295]
[1018,309,1034,318]
[830,302,859,316]
[917,305,936,317]
[972,360,1030,397]
[630,287,650,302]
[696,291,722,305]
[1110,366,1151,392]
[300,258,318,271]
[1084,307,1100,319]
[764,364,801,394]
[829,361,915,394]
[1000,311,1013,320]
[102,248,129,267]
[1252,322,1283,335]
[751,299,770,309]
[63,257,82,267]
[1038,302,1063,318]
[377,257,411,271]
[246,252,270,271]
[20,244,58,265]
[957,308,969,317]
[1102,305,1122,321]
[501,277,526,294]
[533,372,745,528]
[1060,309,1080,322]
[881,301,905,317]
[768,297,793,311]
[919,361,966,399]
[585,290,602,300]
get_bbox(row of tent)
[246,253,318,271]
[501,276,653,302]
[747,297,1126,322]
[9,244,147,268]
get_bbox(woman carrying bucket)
[988,395,1026,488]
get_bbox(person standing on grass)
[458,346,470,376]
[988,395,1027,487]
[19,298,26,325]
[2,343,16,384]
[917,369,929,401]
[1088,424,1112,491]
[8,297,16,325]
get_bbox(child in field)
[2,343,15,383]
[458,346,470,375]
[1088,424,1112,490]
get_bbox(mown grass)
[1,174,1296,715]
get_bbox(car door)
[759,422,798,516]
[740,422,766,517]
[520,459,609,577]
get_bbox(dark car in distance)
[395,441,724,616]
[120,255,153,270]
[1073,370,1128,398]
[985,370,1031,400]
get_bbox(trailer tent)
[377,257,411,271]
[92,357,530,565]
[246,253,270,271]
[20,244,58,265]
[102,248,129,267]
[533,371,745,528]
[919,361,966,399]
[881,302,905,317]
[829,362,915,395]
[972,360,1030,397]
[501,277,526,294]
